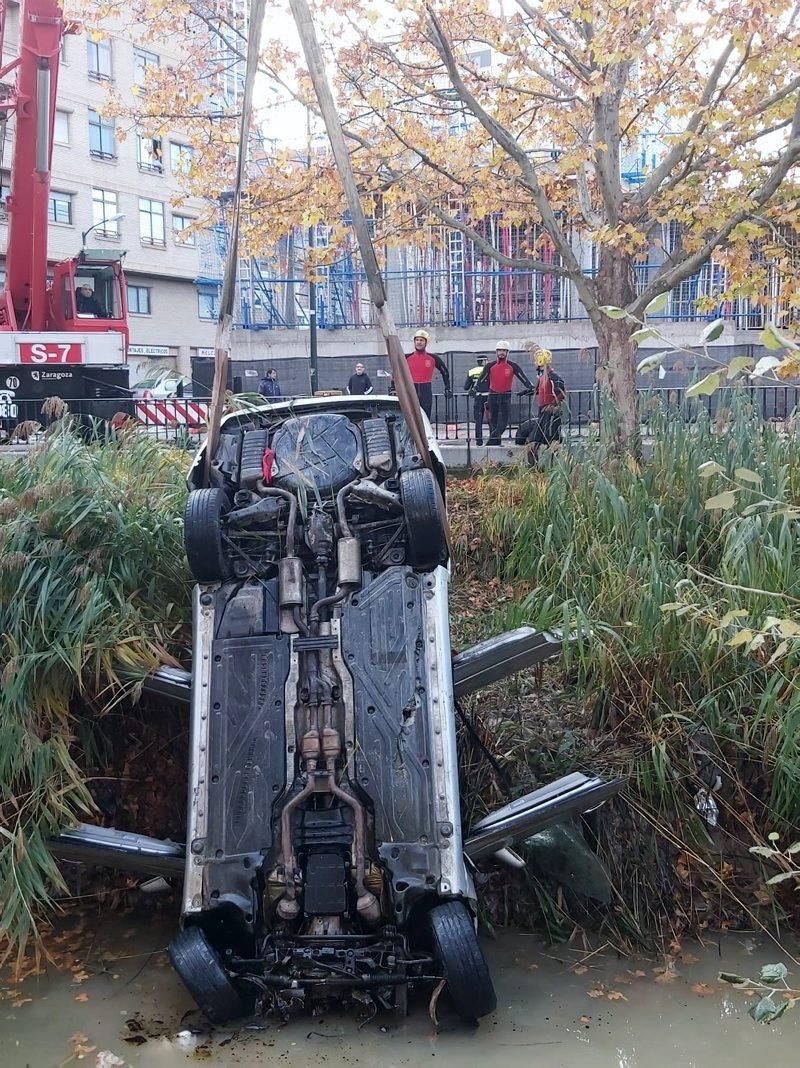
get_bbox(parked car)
[133,370,190,399]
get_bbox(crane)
[0,0,129,419]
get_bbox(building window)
[128,285,151,315]
[87,38,113,81]
[139,197,165,246]
[198,288,219,320]
[172,214,196,245]
[54,110,70,145]
[48,191,72,225]
[136,133,163,173]
[133,48,160,87]
[170,142,195,174]
[88,109,116,160]
[469,49,492,69]
[91,188,119,236]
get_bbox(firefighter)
[476,340,534,445]
[405,329,451,418]
[515,349,567,464]
[464,355,489,446]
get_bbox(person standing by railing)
[515,349,567,464]
[404,329,451,418]
[464,355,489,446]
[476,341,534,444]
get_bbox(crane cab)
[49,251,129,356]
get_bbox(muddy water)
[0,912,796,1068]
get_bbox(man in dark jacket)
[346,362,373,395]
[258,368,282,398]
[405,329,451,418]
[76,284,105,317]
[464,355,489,446]
[476,341,534,444]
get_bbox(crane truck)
[0,0,129,431]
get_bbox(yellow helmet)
[413,329,430,342]
[535,348,553,368]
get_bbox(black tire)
[399,468,447,571]
[184,488,232,582]
[169,925,245,1024]
[428,901,497,1022]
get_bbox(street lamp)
[81,213,126,245]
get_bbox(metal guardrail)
[1,385,798,449]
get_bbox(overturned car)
[52,394,623,1025]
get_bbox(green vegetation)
[450,396,800,941]
[0,398,798,955]
[0,426,192,956]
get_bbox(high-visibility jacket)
[464,365,489,395]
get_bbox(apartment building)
[0,6,218,380]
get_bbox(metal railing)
[1,387,797,450]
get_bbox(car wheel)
[399,468,447,571]
[184,488,232,582]
[428,901,497,1022]
[169,925,245,1024]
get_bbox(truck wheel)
[184,488,232,582]
[399,468,447,571]
[169,925,245,1024]
[428,901,497,1022]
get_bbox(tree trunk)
[593,250,639,455]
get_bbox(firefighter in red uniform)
[476,340,534,444]
[404,330,451,418]
[515,349,567,464]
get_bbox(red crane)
[0,0,129,416]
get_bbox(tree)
[81,0,800,449]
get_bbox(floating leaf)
[691,982,717,997]
[759,963,788,983]
[705,490,737,511]
[606,990,627,1001]
[686,372,723,398]
[701,319,725,343]
[645,292,669,316]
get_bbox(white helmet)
[495,339,511,351]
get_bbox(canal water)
[0,911,795,1067]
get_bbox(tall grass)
[0,425,192,956]
[451,397,800,938]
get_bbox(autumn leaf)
[691,982,717,997]
[75,992,90,1003]
[11,997,32,1008]
[587,985,606,998]
[607,990,628,1001]
[572,964,589,975]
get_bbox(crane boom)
[1,0,65,329]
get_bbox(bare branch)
[632,39,736,205]
[424,4,595,310]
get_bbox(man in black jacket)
[476,341,534,444]
[346,362,373,395]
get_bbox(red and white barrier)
[135,399,209,427]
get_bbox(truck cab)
[49,251,129,354]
